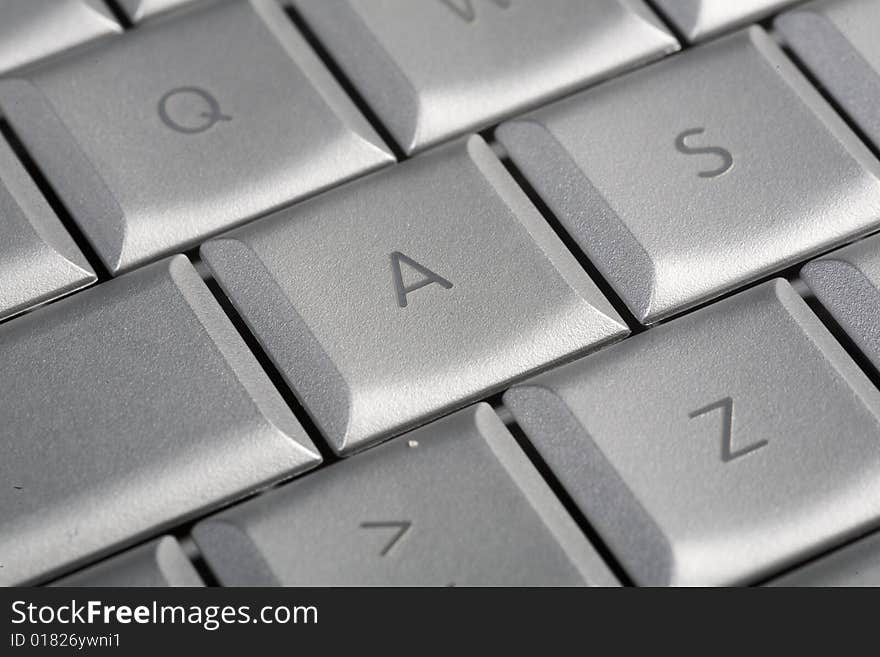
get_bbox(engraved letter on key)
[674,128,734,178]
[390,251,453,308]
[437,0,511,23]
[688,396,767,463]
[157,86,232,134]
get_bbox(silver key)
[777,0,880,152]
[0,0,121,75]
[0,0,393,275]
[769,531,880,586]
[505,280,880,586]
[654,0,800,42]
[0,134,95,321]
[290,0,678,153]
[0,256,320,585]
[802,232,880,371]
[498,27,880,325]
[202,136,628,455]
[117,0,201,22]
[53,537,203,587]
[194,404,616,586]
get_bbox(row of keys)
[53,262,880,586]
[0,0,203,77]
[0,1,814,79]
[3,0,880,585]
[0,0,683,281]
[5,11,880,327]
[288,0,679,153]
[27,225,880,586]
[54,405,615,587]
[0,0,394,275]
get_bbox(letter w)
[438,0,511,22]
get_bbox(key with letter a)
[506,280,880,586]
[202,136,628,455]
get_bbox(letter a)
[390,251,452,308]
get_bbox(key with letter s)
[498,27,880,324]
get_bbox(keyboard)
[2,0,880,588]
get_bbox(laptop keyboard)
[1,0,880,587]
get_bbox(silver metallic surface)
[498,28,880,324]
[291,0,678,153]
[202,136,628,455]
[802,232,880,371]
[0,0,393,274]
[776,0,880,152]
[654,0,799,42]
[0,134,95,321]
[505,280,880,586]
[769,530,880,586]
[194,404,617,586]
[53,537,204,587]
[118,0,203,22]
[0,256,320,585]
[0,0,120,75]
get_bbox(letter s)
[675,128,733,178]
[11,601,26,623]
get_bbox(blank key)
[506,280,880,586]
[0,0,393,274]
[498,27,880,324]
[0,133,95,321]
[0,256,320,585]
[802,232,880,371]
[290,0,678,153]
[777,0,880,153]
[202,136,628,455]
[194,404,616,586]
